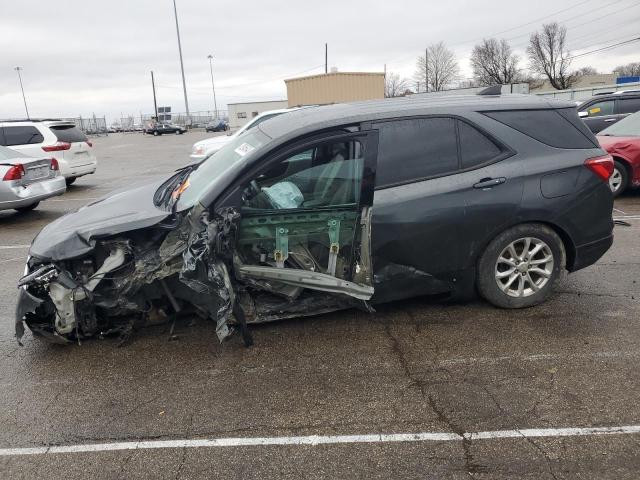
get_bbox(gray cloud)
[1,0,639,121]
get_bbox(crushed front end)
[15,206,239,345]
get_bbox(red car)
[596,111,640,196]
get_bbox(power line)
[570,35,640,59]
[449,0,596,47]
[506,0,638,49]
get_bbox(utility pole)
[325,43,328,74]
[14,67,29,118]
[425,47,429,93]
[150,71,159,121]
[172,0,190,123]
[207,55,218,119]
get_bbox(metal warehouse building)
[285,71,385,107]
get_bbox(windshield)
[176,129,270,209]
[599,111,640,137]
[0,145,27,161]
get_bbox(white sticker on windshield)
[234,143,255,156]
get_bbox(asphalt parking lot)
[1,132,639,479]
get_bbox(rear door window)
[2,126,44,146]
[484,109,595,149]
[50,125,87,143]
[618,97,640,114]
[458,121,503,169]
[584,100,615,117]
[374,117,458,187]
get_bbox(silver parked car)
[0,145,66,213]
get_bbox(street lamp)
[14,67,30,118]
[207,55,218,120]
[172,0,190,124]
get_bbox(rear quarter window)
[2,126,44,146]
[458,120,503,169]
[50,125,88,143]
[483,109,596,149]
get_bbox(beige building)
[530,73,619,93]
[285,71,385,107]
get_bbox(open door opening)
[226,132,376,323]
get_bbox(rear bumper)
[571,234,613,272]
[59,158,97,179]
[0,176,66,210]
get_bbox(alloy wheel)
[495,237,554,298]
[609,167,622,193]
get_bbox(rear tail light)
[86,140,93,147]
[42,141,71,152]
[584,154,614,182]
[50,158,59,171]
[2,164,25,181]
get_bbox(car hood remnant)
[16,190,374,346]
[29,180,171,261]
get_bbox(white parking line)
[613,215,640,220]
[1,425,639,456]
[0,245,30,250]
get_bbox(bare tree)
[613,62,640,77]
[414,42,459,92]
[385,72,411,98]
[527,22,576,90]
[470,38,521,86]
[575,66,598,76]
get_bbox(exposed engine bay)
[16,204,373,346]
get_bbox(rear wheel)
[477,224,565,309]
[153,131,159,136]
[15,202,39,213]
[609,160,628,197]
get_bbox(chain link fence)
[59,116,109,136]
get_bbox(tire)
[153,131,159,136]
[15,202,39,213]
[609,160,628,197]
[65,177,76,186]
[477,223,565,309]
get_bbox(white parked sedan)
[190,108,301,162]
[0,145,66,213]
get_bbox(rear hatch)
[47,123,95,167]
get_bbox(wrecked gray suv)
[16,94,614,345]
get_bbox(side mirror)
[578,111,588,118]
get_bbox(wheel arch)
[476,220,576,272]
[611,155,633,177]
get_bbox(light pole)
[14,67,29,118]
[172,0,190,124]
[207,55,218,120]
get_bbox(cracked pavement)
[1,132,639,479]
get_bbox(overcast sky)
[1,0,639,122]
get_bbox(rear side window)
[50,125,87,143]
[619,97,640,114]
[374,117,458,187]
[458,121,502,169]
[484,109,595,149]
[2,126,44,146]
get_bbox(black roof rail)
[477,85,502,96]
